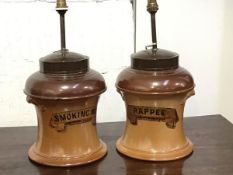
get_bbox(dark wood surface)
[0,115,233,175]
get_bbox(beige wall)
[0,0,232,126]
[219,0,233,123]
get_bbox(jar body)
[116,67,195,161]
[27,96,106,166]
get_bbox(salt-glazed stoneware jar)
[115,0,195,161]
[24,0,107,167]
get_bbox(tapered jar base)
[116,137,193,161]
[28,140,107,167]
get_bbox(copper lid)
[131,48,179,71]
[40,49,89,74]
[38,3,88,75]
[131,0,179,71]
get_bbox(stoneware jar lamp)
[24,0,107,167]
[115,0,195,161]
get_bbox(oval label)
[50,107,96,131]
[127,105,179,129]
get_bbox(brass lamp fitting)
[147,0,159,14]
[56,0,68,9]
[56,0,68,50]
[147,0,159,50]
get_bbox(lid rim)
[39,50,89,74]
[131,48,179,71]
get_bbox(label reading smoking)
[127,105,178,129]
[50,107,96,131]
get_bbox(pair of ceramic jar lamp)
[24,0,195,167]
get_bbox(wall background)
[0,0,232,127]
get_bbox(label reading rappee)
[127,105,179,129]
[50,107,96,131]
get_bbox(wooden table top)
[0,115,233,175]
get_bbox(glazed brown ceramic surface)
[25,62,107,167]
[116,63,195,161]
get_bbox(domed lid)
[131,48,179,71]
[40,49,89,74]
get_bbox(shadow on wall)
[219,0,233,123]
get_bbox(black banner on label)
[50,107,96,131]
[127,105,178,129]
